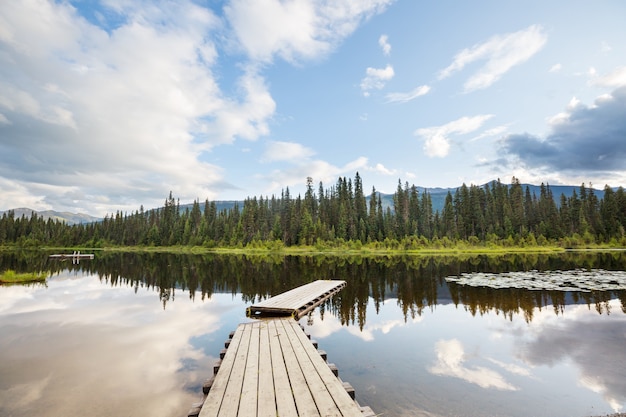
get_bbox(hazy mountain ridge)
[0,208,101,225]
[403,182,608,213]
[181,182,608,214]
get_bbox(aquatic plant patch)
[445,269,626,292]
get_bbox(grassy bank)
[0,269,48,284]
[76,243,567,256]
[205,245,566,256]
[11,240,623,257]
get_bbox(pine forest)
[2,173,626,250]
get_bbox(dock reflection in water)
[0,251,625,417]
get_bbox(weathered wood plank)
[275,318,320,416]
[216,323,253,416]
[281,318,342,416]
[267,319,299,416]
[237,321,260,416]
[248,280,346,318]
[257,283,338,308]
[252,281,342,309]
[256,321,276,416]
[285,319,365,416]
[199,324,246,417]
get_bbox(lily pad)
[445,269,626,292]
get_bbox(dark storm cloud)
[502,86,626,172]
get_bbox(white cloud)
[423,135,450,158]
[591,66,626,87]
[225,0,394,63]
[415,115,493,157]
[547,96,583,127]
[369,163,398,175]
[343,156,370,172]
[429,339,518,391]
[360,64,395,96]
[0,84,45,121]
[379,34,391,55]
[262,140,316,162]
[0,0,276,215]
[0,0,398,215]
[470,125,508,142]
[257,156,369,195]
[205,70,277,144]
[385,85,430,103]
[225,0,325,63]
[438,24,547,92]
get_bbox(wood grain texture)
[199,318,365,417]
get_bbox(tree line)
[1,173,625,249]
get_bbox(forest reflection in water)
[9,249,626,325]
[1,250,626,417]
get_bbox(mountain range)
[0,208,101,225]
[0,182,607,225]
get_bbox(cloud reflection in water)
[516,301,626,412]
[0,272,241,417]
[428,339,519,391]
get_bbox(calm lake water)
[1,251,625,417]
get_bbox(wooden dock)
[49,251,94,264]
[195,318,374,417]
[188,280,375,416]
[247,280,346,319]
[49,251,94,259]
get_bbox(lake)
[1,251,625,417]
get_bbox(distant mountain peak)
[0,208,101,225]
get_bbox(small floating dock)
[196,318,373,417]
[49,251,94,264]
[49,251,94,259]
[247,279,346,319]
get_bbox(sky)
[1,0,626,217]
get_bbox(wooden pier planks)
[247,280,346,319]
[199,318,364,417]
